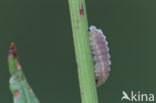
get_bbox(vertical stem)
[68,0,99,103]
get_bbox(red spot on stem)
[79,4,84,15]
[10,42,15,50]
[14,90,20,99]
[8,42,17,58]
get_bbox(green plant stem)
[68,0,99,103]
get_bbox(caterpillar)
[88,26,111,87]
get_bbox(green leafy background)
[0,0,156,103]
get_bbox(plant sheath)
[8,42,40,103]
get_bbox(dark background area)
[0,0,156,103]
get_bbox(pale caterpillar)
[88,26,111,87]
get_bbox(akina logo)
[121,91,154,102]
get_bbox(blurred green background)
[0,0,156,103]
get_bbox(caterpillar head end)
[88,26,97,35]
